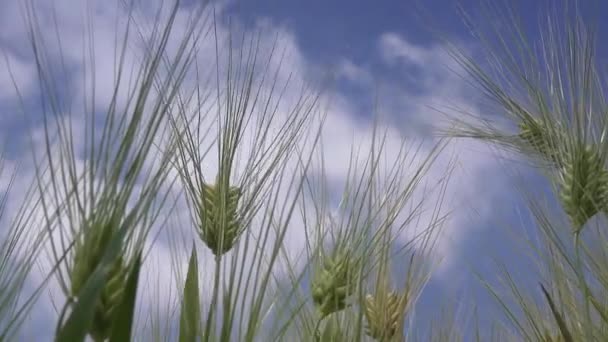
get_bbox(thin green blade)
[109,252,143,342]
[179,244,201,342]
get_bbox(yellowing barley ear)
[311,248,355,318]
[69,220,130,341]
[518,119,562,166]
[198,179,242,256]
[558,143,608,233]
[363,291,407,341]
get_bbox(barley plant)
[2,0,607,341]
[442,0,608,340]
[14,0,208,340]
[265,127,451,341]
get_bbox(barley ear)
[57,217,133,342]
[311,248,355,318]
[363,292,408,341]
[363,252,411,342]
[89,257,129,341]
[198,179,242,256]
[67,219,133,341]
[70,221,115,297]
[557,143,608,233]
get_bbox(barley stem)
[204,254,222,342]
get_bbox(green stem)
[313,316,325,342]
[204,255,222,342]
[574,232,592,341]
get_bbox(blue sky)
[1,0,607,340]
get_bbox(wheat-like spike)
[70,221,115,297]
[519,118,608,231]
[198,180,242,256]
[89,257,129,341]
[311,249,355,318]
[68,218,131,341]
[363,291,407,341]
[363,295,378,337]
[558,143,608,233]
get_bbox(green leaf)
[109,252,143,342]
[540,283,573,342]
[179,244,201,342]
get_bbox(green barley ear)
[518,119,563,166]
[363,291,407,341]
[70,221,115,297]
[557,143,608,233]
[69,220,130,341]
[197,178,243,256]
[311,248,356,318]
[89,258,129,341]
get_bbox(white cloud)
[373,31,519,275]
[379,32,431,67]
[336,58,374,86]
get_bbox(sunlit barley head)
[363,291,408,341]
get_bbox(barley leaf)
[540,283,573,342]
[179,244,201,342]
[109,252,143,342]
